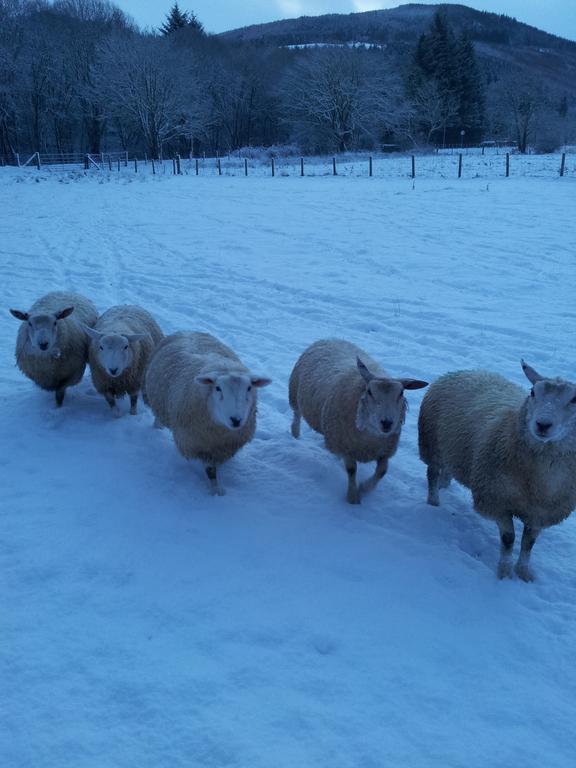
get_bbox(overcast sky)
[116,1,576,41]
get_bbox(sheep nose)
[536,421,552,435]
[39,342,48,351]
[381,419,393,433]
[109,367,118,376]
[230,417,241,428]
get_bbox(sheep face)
[355,357,428,436]
[525,381,576,444]
[355,379,408,436]
[85,328,148,378]
[195,372,271,431]
[522,359,576,443]
[10,306,74,355]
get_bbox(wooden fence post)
[16,152,20,167]
[124,151,128,167]
[152,159,156,175]
[458,153,463,178]
[108,156,112,171]
[245,158,248,176]
[505,153,510,178]
[134,157,138,173]
[172,157,176,175]
[176,154,181,175]
[218,158,222,176]
[560,152,566,177]
[300,157,304,177]
[369,156,373,177]
[332,157,337,176]
[117,158,120,172]
[195,157,199,176]
[36,152,41,170]
[271,157,275,177]
[411,155,415,179]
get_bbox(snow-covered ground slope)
[1,172,575,767]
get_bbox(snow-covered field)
[1,170,576,767]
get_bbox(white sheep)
[418,360,576,581]
[84,305,164,416]
[10,291,98,406]
[143,332,271,495]
[289,339,428,504]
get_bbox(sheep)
[418,360,576,582]
[289,339,428,504]
[10,291,98,406]
[84,305,163,417]
[142,331,271,495]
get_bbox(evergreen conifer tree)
[407,11,485,144]
[161,3,190,35]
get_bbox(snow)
[1,171,576,767]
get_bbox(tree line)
[0,0,573,160]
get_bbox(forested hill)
[220,3,575,50]
[220,3,576,92]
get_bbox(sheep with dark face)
[418,361,576,581]
[10,291,98,406]
[85,305,163,417]
[143,332,271,495]
[289,339,428,504]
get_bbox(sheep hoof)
[130,406,137,416]
[347,491,361,505]
[210,486,226,497]
[514,562,535,583]
[497,560,513,580]
[427,494,440,507]
[112,407,122,419]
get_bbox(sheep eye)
[367,389,374,399]
[247,385,252,392]
[124,345,128,350]
[530,389,535,398]
[215,386,221,393]
[99,346,104,351]
[571,396,576,405]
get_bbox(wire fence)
[1,148,574,180]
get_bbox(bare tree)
[283,49,374,153]
[97,36,186,158]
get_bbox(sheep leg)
[360,457,389,498]
[291,408,301,438]
[129,393,138,415]
[496,517,515,579]
[515,525,540,582]
[55,387,66,407]
[439,469,452,489]
[345,458,360,505]
[206,465,225,497]
[105,390,121,418]
[426,465,441,506]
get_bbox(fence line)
[2,151,574,180]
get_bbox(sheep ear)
[126,333,148,343]
[10,309,28,321]
[357,357,374,383]
[83,325,102,341]
[400,379,429,391]
[250,376,272,388]
[56,306,74,320]
[195,374,216,386]
[521,359,544,384]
